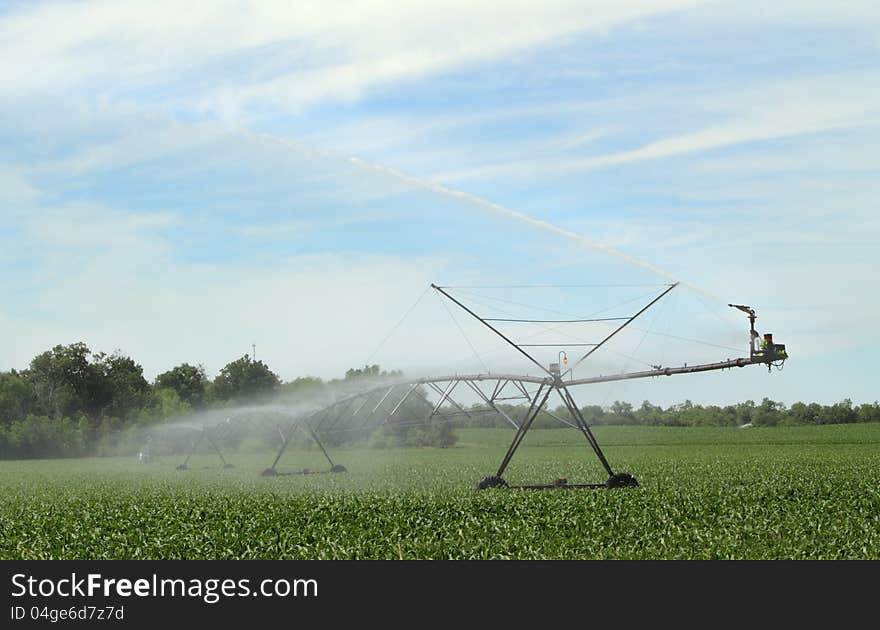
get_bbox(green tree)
[609,400,636,425]
[213,355,280,402]
[857,402,880,423]
[733,400,756,426]
[25,342,102,419]
[752,398,785,426]
[24,343,149,423]
[281,376,325,398]
[817,398,857,425]
[345,365,402,380]
[581,405,606,425]
[636,400,664,425]
[155,363,209,409]
[148,387,192,421]
[94,352,150,420]
[0,370,33,425]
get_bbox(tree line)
[0,343,446,459]
[450,397,880,430]
[0,342,877,459]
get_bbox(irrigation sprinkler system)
[260,419,347,477]
[168,282,787,490]
[174,424,236,471]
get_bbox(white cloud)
[239,214,387,240]
[583,96,877,169]
[21,204,179,248]
[0,0,705,117]
[1,247,449,382]
[0,195,451,381]
[0,168,39,204]
[430,71,880,183]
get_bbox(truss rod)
[203,432,229,467]
[542,408,579,430]
[569,283,678,374]
[180,431,205,468]
[315,397,355,431]
[496,383,553,478]
[484,317,629,323]
[519,343,597,347]
[427,380,472,419]
[388,382,421,417]
[269,424,293,470]
[556,385,614,477]
[302,422,335,469]
[512,380,531,398]
[491,379,508,401]
[465,380,520,429]
[432,284,551,376]
[430,380,457,416]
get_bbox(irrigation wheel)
[330,464,348,473]
[605,472,639,488]
[476,475,509,490]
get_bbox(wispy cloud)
[0,167,39,204]
[431,71,880,183]
[0,1,705,117]
[239,215,388,240]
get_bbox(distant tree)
[581,404,606,425]
[281,376,325,398]
[733,400,756,426]
[155,363,208,409]
[750,398,785,426]
[0,370,33,425]
[816,398,857,425]
[23,343,149,423]
[857,402,880,424]
[677,401,724,426]
[636,400,664,426]
[25,342,102,419]
[609,400,636,425]
[345,365,402,380]
[213,355,280,402]
[94,352,150,420]
[148,387,192,420]
[788,402,819,425]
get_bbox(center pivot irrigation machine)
[246,282,788,490]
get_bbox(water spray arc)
[344,155,714,297]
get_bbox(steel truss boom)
[253,284,787,490]
[256,348,783,486]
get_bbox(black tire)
[175,464,189,471]
[330,464,348,473]
[476,475,509,490]
[260,467,278,477]
[606,472,639,488]
[222,464,235,469]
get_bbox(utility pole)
[252,343,256,361]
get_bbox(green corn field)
[2,425,879,560]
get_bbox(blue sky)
[1,1,878,407]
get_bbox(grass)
[1,425,879,559]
